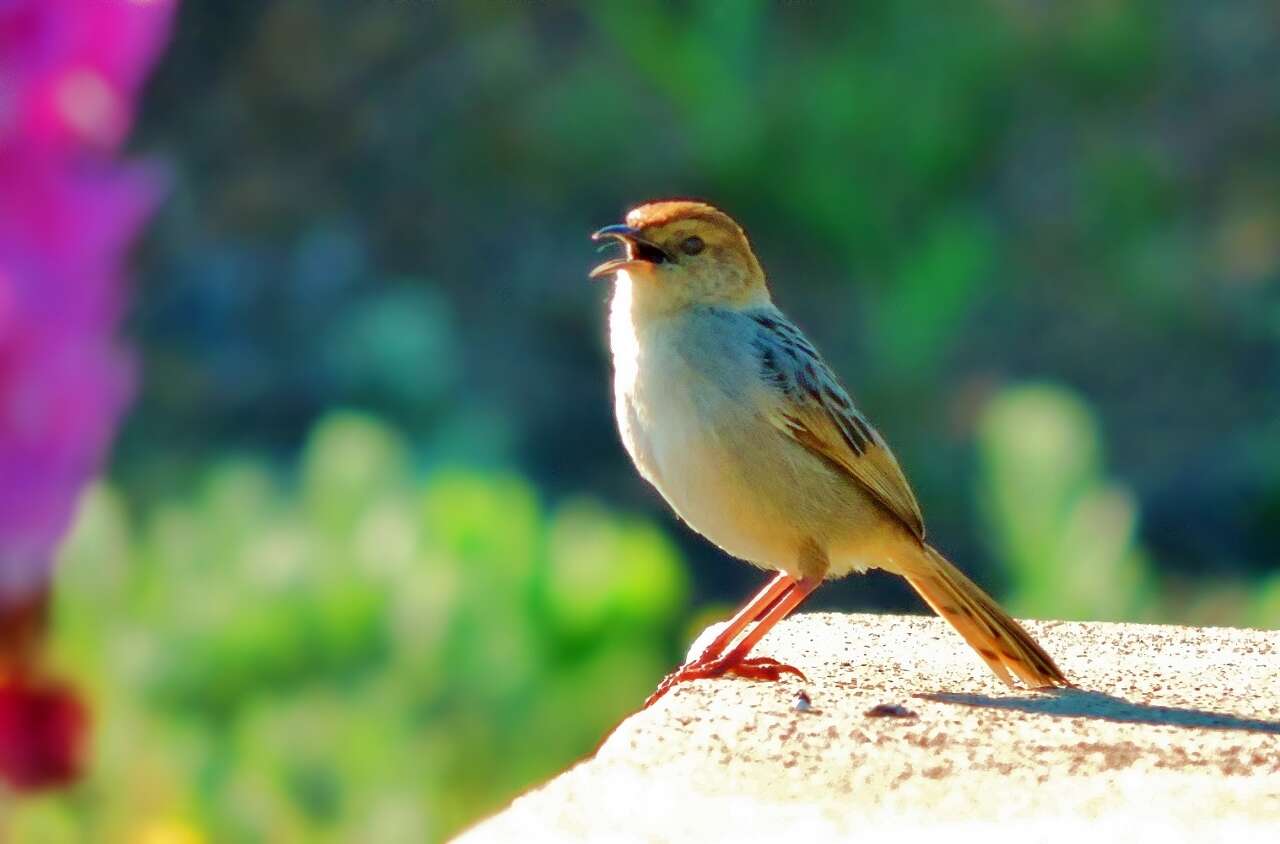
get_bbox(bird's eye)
[680,235,705,256]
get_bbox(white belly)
[618,383,801,569]
[612,299,810,571]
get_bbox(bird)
[589,199,1070,707]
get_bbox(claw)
[643,655,808,707]
[730,656,808,681]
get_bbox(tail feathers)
[902,545,1070,689]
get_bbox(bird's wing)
[748,312,926,540]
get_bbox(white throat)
[608,271,642,394]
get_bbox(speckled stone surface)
[457,613,1280,842]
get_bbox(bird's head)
[591,200,769,312]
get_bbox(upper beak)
[592,224,643,243]
[589,224,672,279]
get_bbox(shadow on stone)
[918,688,1280,734]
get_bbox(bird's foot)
[643,655,807,708]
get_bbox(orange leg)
[644,575,820,707]
[685,571,794,665]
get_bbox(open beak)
[589,224,673,279]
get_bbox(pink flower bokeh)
[0,0,175,610]
[0,0,177,791]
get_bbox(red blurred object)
[0,587,86,792]
[0,673,87,791]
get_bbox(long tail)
[901,544,1070,688]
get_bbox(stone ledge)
[457,613,1280,842]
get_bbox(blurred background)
[7,1,1280,840]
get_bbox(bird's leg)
[685,571,794,666]
[644,575,819,707]
[644,573,794,707]
[687,576,818,680]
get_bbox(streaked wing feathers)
[750,312,925,540]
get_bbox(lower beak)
[588,257,640,280]
[589,224,671,279]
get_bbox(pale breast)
[612,303,877,575]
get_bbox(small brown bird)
[591,200,1070,706]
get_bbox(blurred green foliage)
[978,384,1156,621]
[978,383,1280,628]
[11,413,685,841]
